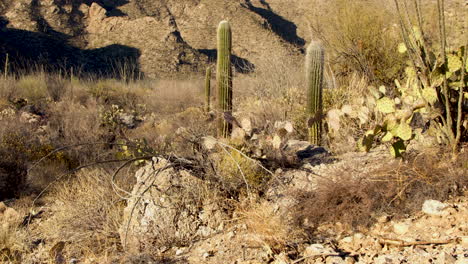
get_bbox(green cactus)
[216,20,233,138]
[305,41,325,145]
[205,66,212,112]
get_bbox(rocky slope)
[0,0,304,78]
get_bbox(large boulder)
[120,157,226,253]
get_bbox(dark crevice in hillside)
[0,22,142,79]
[198,49,255,74]
[243,0,305,47]
[83,0,129,17]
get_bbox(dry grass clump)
[293,150,468,233]
[34,168,129,262]
[238,200,304,253]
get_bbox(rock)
[20,111,40,123]
[241,118,252,135]
[325,256,347,264]
[282,139,328,161]
[231,127,247,141]
[118,112,141,129]
[304,244,335,257]
[434,252,456,264]
[422,200,449,216]
[202,136,218,150]
[120,157,226,253]
[393,222,410,235]
[274,121,294,137]
[272,135,282,149]
[175,248,187,256]
[0,203,20,230]
[272,253,290,264]
[376,215,391,223]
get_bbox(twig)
[378,237,457,247]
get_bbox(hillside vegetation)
[0,0,467,263]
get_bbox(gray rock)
[422,200,449,216]
[118,112,141,129]
[120,157,226,253]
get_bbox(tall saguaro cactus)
[205,66,212,112]
[216,20,233,138]
[305,41,324,145]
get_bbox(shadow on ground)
[0,17,141,79]
[199,49,255,74]
[243,0,305,47]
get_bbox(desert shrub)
[293,150,467,233]
[215,146,270,195]
[307,0,405,85]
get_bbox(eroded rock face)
[85,3,207,78]
[120,157,226,253]
[0,0,304,78]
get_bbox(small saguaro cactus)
[216,20,233,138]
[205,66,212,112]
[305,41,325,145]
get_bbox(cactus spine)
[216,21,233,138]
[205,67,211,112]
[305,41,324,145]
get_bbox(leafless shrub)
[293,149,467,233]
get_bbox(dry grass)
[293,149,468,234]
[32,168,129,263]
[238,200,304,253]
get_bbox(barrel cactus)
[205,66,212,112]
[216,20,233,138]
[305,41,325,145]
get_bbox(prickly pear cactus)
[205,67,211,113]
[216,21,233,138]
[305,41,325,145]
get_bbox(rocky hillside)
[0,0,305,78]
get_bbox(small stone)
[304,244,334,257]
[227,231,235,239]
[272,135,282,149]
[422,200,449,216]
[377,215,391,223]
[175,248,186,256]
[393,222,410,235]
[231,127,246,141]
[241,118,252,134]
[325,256,347,264]
[435,252,456,264]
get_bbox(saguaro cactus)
[205,66,212,112]
[216,20,233,138]
[305,41,324,145]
